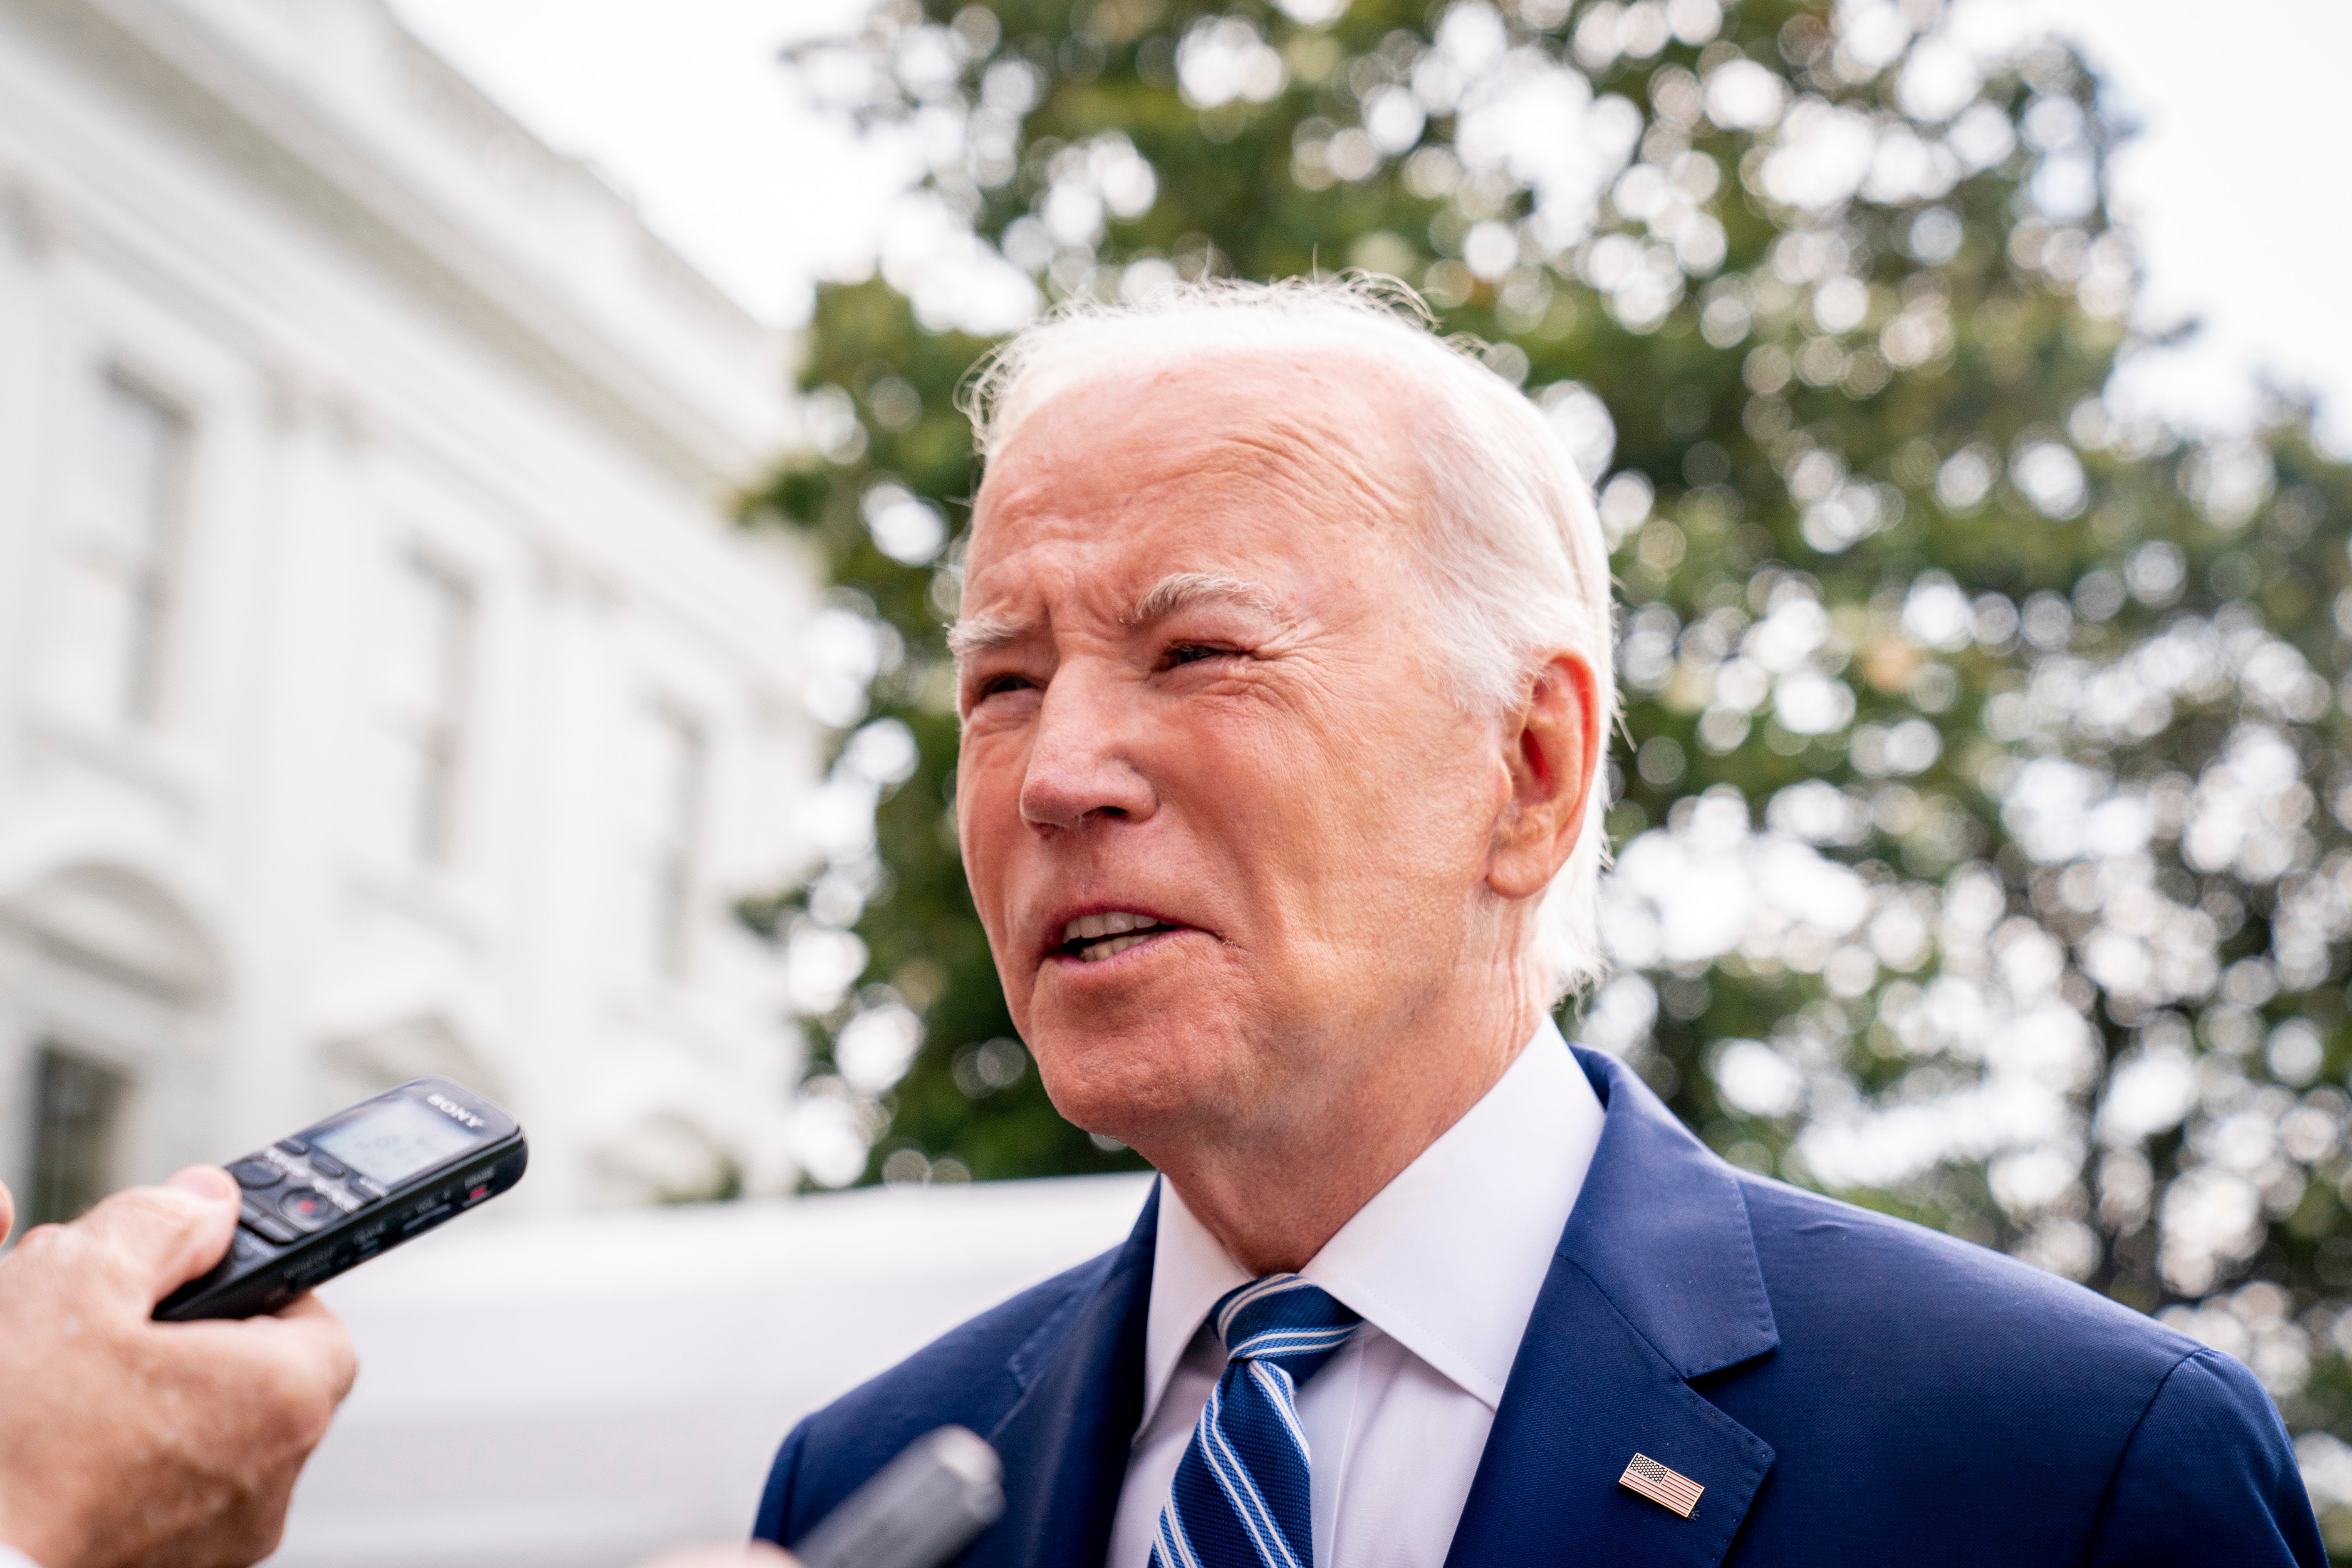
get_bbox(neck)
[1138,982,1542,1276]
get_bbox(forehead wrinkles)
[1185,409,1419,532]
[974,358,1431,557]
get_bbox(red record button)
[276,1187,336,1232]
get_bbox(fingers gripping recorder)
[156,1077,527,1322]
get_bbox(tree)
[757,1,2352,1543]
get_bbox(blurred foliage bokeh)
[748,0,2352,1542]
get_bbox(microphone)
[791,1426,1005,1568]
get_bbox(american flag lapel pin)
[1620,1452,1705,1518]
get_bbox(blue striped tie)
[1149,1275,1362,1568]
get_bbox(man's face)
[953,354,1521,1150]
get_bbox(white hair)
[960,276,1618,1001]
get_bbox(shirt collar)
[1138,1016,1607,1426]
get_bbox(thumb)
[72,1166,240,1303]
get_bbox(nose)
[1018,662,1156,831]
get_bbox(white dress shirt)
[1105,1018,1606,1568]
[0,1548,35,1568]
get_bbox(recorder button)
[275,1137,309,1157]
[230,1158,280,1190]
[276,1187,335,1233]
[307,1150,347,1179]
[240,1205,298,1245]
[230,1229,269,1263]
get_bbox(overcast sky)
[388,0,2352,451]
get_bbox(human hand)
[633,1546,796,1568]
[0,1169,359,1568]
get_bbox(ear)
[1488,650,1602,901]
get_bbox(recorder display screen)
[314,1099,477,1185]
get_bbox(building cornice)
[3,0,789,492]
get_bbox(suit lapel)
[1444,1050,1779,1568]
[967,1182,1159,1568]
[966,1055,1778,1568]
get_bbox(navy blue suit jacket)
[755,1046,2323,1566]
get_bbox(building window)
[623,704,703,982]
[363,553,472,869]
[27,1046,129,1227]
[50,378,183,726]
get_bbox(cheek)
[957,798,1042,1026]
[955,743,1025,921]
[1165,695,1498,923]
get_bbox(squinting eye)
[1163,642,1238,669]
[974,673,1037,699]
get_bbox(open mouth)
[1057,911,1181,964]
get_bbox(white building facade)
[0,0,819,1219]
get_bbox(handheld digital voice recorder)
[155,1076,527,1322]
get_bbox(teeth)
[1076,932,1154,963]
[1064,911,1156,942]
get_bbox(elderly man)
[753,277,2320,1568]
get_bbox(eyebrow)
[946,572,1284,664]
[945,610,1023,662]
[1124,572,1282,627]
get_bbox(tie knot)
[1213,1275,1361,1375]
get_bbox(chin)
[1024,1009,1235,1148]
